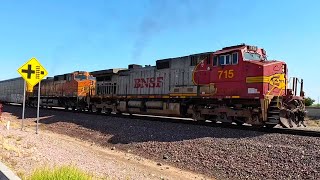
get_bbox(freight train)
[0,44,306,128]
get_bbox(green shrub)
[305,97,315,106]
[29,165,93,180]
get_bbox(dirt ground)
[0,111,212,180]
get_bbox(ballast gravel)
[4,105,320,180]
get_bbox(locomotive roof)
[156,51,213,63]
[91,68,126,76]
[0,77,23,83]
[214,44,247,54]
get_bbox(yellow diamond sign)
[17,57,48,86]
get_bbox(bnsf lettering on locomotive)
[134,77,164,88]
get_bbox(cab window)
[74,74,88,81]
[219,55,225,65]
[213,56,218,66]
[232,52,238,64]
[244,52,261,60]
[219,55,231,65]
[226,55,231,64]
[213,53,238,66]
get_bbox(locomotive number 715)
[218,69,234,79]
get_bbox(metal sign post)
[17,57,48,134]
[21,80,26,130]
[36,81,41,134]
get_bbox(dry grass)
[306,119,320,127]
[0,129,23,169]
[6,134,14,139]
[16,136,23,141]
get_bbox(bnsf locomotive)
[0,71,96,110]
[0,44,305,128]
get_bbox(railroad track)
[5,103,320,138]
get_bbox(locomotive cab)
[74,71,96,82]
[72,71,96,97]
[208,44,287,99]
[239,45,305,128]
[28,71,96,110]
[242,46,287,98]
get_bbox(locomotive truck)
[0,44,305,128]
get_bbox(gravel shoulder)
[2,105,320,180]
[0,110,211,180]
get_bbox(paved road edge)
[0,161,21,180]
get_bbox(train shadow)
[3,105,266,145]
[308,116,320,120]
[2,104,56,119]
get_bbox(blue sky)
[0,0,319,100]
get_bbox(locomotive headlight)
[282,65,285,73]
[247,45,258,51]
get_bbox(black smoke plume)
[132,0,218,61]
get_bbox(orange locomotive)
[28,71,96,110]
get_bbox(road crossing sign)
[17,57,48,86]
[17,57,47,134]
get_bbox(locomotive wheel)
[102,106,112,115]
[234,117,245,126]
[192,111,205,121]
[251,115,264,128]
[235,121,244,126]
[104,108,112,115]
[90,105,97,113]
[265,124,277,128]
[96,108,102,114]
[116,111,122,115]
[64,106,69,111]
[209,116,217,123]
[252,124,264,128]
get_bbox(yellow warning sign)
[17,57,48,86]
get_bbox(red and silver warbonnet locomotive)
[90,44,305,128]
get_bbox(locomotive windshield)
[244,52,262,61]
[74,74,87,81]
[88,76,96,81]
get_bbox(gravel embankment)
[1,111,208,180]
[4,105,320,180]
